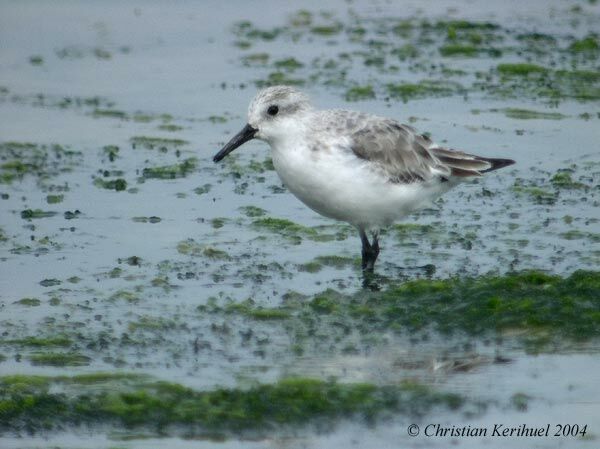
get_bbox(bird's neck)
[266,114,313,152]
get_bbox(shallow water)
[1,0,600,448]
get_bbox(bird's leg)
[359,228,372,271]
[359,228,379,272]
[371,231,380,263]
[365,232,380,272]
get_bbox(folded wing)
[346,115,514,183]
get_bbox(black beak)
[213,124,257,162]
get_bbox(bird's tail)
[430,147,515,177]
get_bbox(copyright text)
[406,423,588,438]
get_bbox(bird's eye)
[267,105,279,116]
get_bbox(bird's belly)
[272,148,451,229]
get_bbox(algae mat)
[1,0,600,448]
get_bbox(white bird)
[213,86,514,272]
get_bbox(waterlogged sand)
[1,0,600,448]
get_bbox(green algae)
[439,44,478,57]
[234,40,252,49]
[226,11,600,104]
[516,32,556,45]
[310,24,342,36]
[393,223,437,241]
[511,179,557,204]
[252,217,320,243]
[93,108,128,119]
[20,209,57,219]
[300,255,357,273]
[130,136,189,150]
[29,352,91,367]
[203,247,230,259]
[94,177,127,191]
[218,271,600,345]
[550,171,587,189]
[207,115,228,124]
[499,108,567,120]
[310,295,339,314]
[439,44,501,58]
[194,183,212,195]
[497,63,549,76]
[239,205,267,217]
[255,71,305,88]
[177,239,230,260]
[14,298,41,307]
[4,336,72,347]
[252,217,315,234]
[299,261,322,273]
[435,20,500,31]
[386,80,462,102]
[132,216,161,223]
[241,52,270,66]
[46,194,64,204]
[133,112,162,123]
[225,300,291,320]
[0,375,463,434]
[93,48,112,59]
[40,278,61,287]
[128,316,177,332]
[121,255,142,266]
[103,144,120,161]
[158,123,183,132]
[211,217,227,229]
[274,57,304,71]
[29,55,43,65]
[246,157,275,173]
[569,35,599,53]
[0,141,81,185]
[345,85,376,101]
[233,21,282,42]
[66,372,147,384]
[391,44,419,60]
[486,64,600,101]
[142,158,197,180]
[560,230,600,243]
[510,392,531,412]
[110,290,140,303]
[378,270,600,339]
[289,10,313,27]
[315,255,357,269]
[64,210,80,220]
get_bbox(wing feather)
[315,110,514,183]
[347,117,447,183]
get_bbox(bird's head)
[213,85,312,162]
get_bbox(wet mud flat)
[1,0,600,448]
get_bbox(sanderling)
[213,85,514,272]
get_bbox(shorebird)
[213,86,514,272]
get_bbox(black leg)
[359,229,380,272]
[359,228,371,271]
[371,232,380,263]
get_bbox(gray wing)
[329,111,496,183]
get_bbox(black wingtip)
[480,157,516,173]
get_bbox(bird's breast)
[270,142,438,228]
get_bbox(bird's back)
[311,109,514,185]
